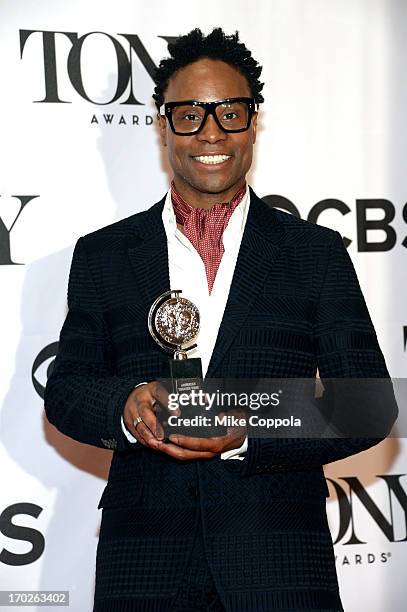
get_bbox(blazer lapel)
[127,196,170,312]
[205,187,286,377]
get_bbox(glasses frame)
[159,97,258,136]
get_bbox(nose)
[196,112,227,144]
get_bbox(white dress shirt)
[121,184,250,459]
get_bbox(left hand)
[151,408,247,460]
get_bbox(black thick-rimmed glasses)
[159,97,258,136]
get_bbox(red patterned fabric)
[170,180,246,293]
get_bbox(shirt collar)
[162,183,251,249]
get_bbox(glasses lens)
[170,100,251,134]
[215,101,250,131]
[171,105,205,134]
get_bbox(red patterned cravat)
[171,180,246,294]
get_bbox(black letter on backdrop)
[0,196,39,265]
[0,503,45,566]
[20,30,77,103]
[67,32,130,104]
[308,199,351,247]
[357,199,396,252]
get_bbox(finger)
[150,381,181,416]
[125,417,149,446]
[154,439,216,461]
[168,434,222,452]
[130,402,164,445]
[133,421,156,447]
[139,402,166,441]
[133,383,161,413]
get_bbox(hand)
[123,381,180,449]
[153,408,247,461]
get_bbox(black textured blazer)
[44,187,394,611]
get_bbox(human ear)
[251,112,258,144]
[157,113,167,147]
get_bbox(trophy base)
[163,358,226,438]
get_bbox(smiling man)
[158,58,257,208]
[44,27,394,612]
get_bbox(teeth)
[193,154,231,165]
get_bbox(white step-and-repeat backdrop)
[1,1,406,610]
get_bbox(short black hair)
[152,27,264,110]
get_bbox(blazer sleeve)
[240,230,398,477]
[44,237,145,452]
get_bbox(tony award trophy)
[148,290,225,438]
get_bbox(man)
[44,28,396,612]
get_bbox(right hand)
[122,381,180,449]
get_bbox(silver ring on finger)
[133,416,144,429]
